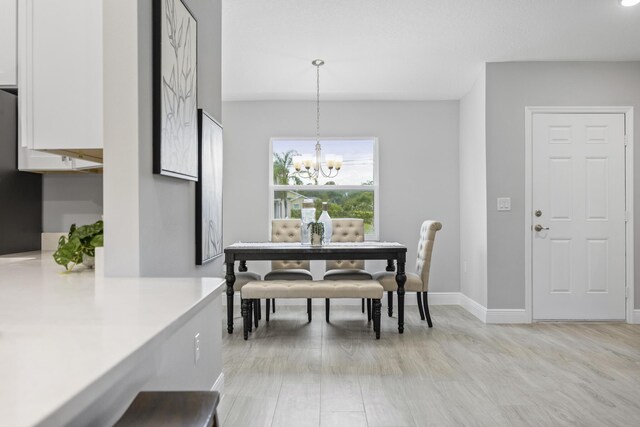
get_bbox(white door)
[532,113,626,320]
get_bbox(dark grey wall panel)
[0,90,42,255]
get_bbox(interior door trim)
[524,106,635,323]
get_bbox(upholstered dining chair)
[372,220,442,327]
[323,218,373,321]
[264,219,313,321]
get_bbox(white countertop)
[0,252,225,427]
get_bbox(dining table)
[224,241,408,334]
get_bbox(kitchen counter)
[0,252,225,427]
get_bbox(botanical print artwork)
[156,0,198,180]
[197,111,223,263]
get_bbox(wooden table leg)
[242,299,250,340]
[386,260,395,317]
[373,299,381,339]
[225,262,236,334]
[396,258,406,334]
[386,259,395,272]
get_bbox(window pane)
[272,139,374,186]
[274,189,376,236]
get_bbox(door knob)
[534,224,549,232]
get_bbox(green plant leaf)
[53,237,83,271]
[52,220,104,271]
[90,233,103,248]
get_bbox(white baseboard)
[223,291,462,307]
[458,294,530,324]
[486,309,529,324]
[459,293,487,323]
[223,290,533,324]
[211,372,224,394]
[222,289,637,324]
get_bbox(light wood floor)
[219,304,640,427]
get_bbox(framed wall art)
[153,0,198,181]
[196,109,223,264]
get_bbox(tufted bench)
[241,280,383,340]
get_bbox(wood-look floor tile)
[359,375,417,427]
[224,372,282,398]
[215,393,236,427]
[221,305,640,427]
[223,395,279,427]
[321,375,363,412]
[271,382,321,427]
[320,411,368,427]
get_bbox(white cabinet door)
[19,0,103,152]
[18,147,102,172]
[18,147,73,172]
[0,0,17,86]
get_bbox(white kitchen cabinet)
[18,0,103,163]
[18,146,102,172]
[0,0,17,87]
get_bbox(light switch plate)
[497,197,511,211]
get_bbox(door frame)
[524,106,634,323]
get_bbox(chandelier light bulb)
[620,0,640,6]
[293,156,303,171]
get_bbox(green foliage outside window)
[275,190,375,234]
[272,145,377,236]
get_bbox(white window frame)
[269,137,380,241]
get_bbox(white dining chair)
[323,218,373,321]
[372,220,442,327]
[264,219,313,321]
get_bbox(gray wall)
[0,90,42,255]
[459,68,488,306]
[42,175,103,232]
[485,61,640,309]
[104,0,222,277]
[137,0,222,277]
[223,101,461,292]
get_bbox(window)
[269,138,379,240]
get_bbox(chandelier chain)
[316,62,320,144]
[291,59,341,182]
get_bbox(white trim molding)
[458,293,487,323]
[223,291,631,324]
[486,309,529,324]
[224,291,529,324]
[458,294,529,324]
[524,106,634,324]
[211,372,224,394]
[632,310,640,325]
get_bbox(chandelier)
[292,59,342,181]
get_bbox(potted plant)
[53,220,104,271]
[307,221,325,246]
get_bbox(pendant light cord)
[316,63,320,144]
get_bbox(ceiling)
[222,0,640,101]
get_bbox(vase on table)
[311,232,323,246]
